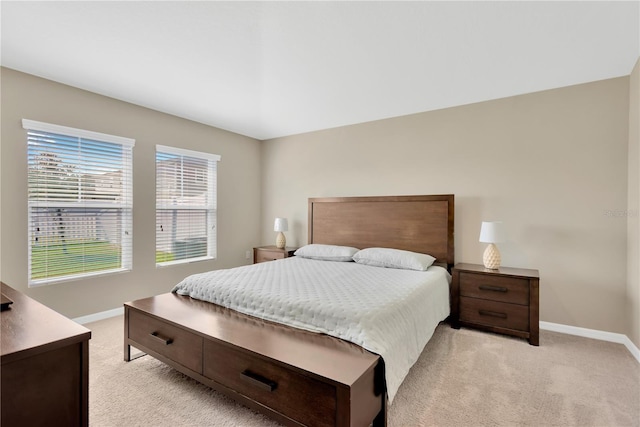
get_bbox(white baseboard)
[72,306,124,325]
[540,321,640,364]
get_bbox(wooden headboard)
[308,194,455,269]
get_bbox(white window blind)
[156,145,220,266]
[23,119,135,286]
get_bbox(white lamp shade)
[479,221,506,243]
[274,217,288,232]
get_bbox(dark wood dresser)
[1,282,91,426]
[451,263,540,345]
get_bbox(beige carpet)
[87,316,639,426]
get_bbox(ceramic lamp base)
[276,232,286,249]
[483,243,501,269]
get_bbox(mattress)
[172,256,451,402]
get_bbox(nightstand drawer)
[255,251,286,263]
[253,246,297,264]
[460,297,529,332]
[459,272,529,305]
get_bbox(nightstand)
[451,263,540,346]
[253,245,298,264]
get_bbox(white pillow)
[294,244,360,262]
[352,247,436,271]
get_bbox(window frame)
[155,144,221,267]
[23,119,135,287]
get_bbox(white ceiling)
[1,1,639,140]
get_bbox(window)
[155,145,220,266]
[23,119,134,286]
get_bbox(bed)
[124,194,455,426]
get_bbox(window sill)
[156,256,215,268]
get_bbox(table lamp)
[274,217,288,249]
[479,221,506,269]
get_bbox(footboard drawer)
[128,309,203,374]
[203,339,337,427]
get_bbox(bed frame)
[124,194,454,427]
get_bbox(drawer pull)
[240,370,277,392]
[149,331,173,345]
[478,310,507,319]
[479,285,508,293]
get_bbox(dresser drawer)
[459,272,529,305]
[203,340,336,427]
[255,250,285,263]
[460,297,529,332]
[128,310,203,373]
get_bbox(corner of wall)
[628,57,640,348]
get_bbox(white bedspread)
[171,257,450,403]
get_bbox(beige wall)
[261,77,631,336]
[0,67,262,317]
[1,66,636,341]
[628,58,640,348]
